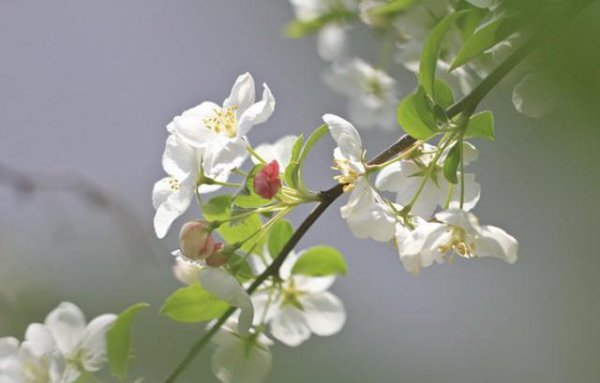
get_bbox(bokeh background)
[1,1,599,382]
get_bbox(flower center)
[332,159,360,192]
[22,358,50,383]
[281,285,304,310]
[203,105,238,138]
[438,227,477,259]
[167,177,181,191]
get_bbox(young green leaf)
[268,220,294,257]
[106,303,149,381]
[160,283,229,323]
[434,79,455,109]
[283,135,304,188]
[368,0,420,16]
[464,111,495,140]
[296,124,329,194]
[419,9,472,100]
[291,246,347,277]
[450,15,522,70]
[397,88,437,139]
[443,142,461,184]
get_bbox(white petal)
[399,223,449,275]
[293,275,335,294]
[24,323,56,357]
[203,138,247,176]
[199,269,254,335]
[253,135,297,170]
[512,71,557,118]
[162,134,197,180]
[323,114,363,162]
[45,302,86,357]
[435,209,481,235]
[317,24,348,61]
[448,173,481,212]
[152,177,175,210]
[0,337,21,383]
[80,314,117,372]
[270,308,311,347]
[237,84,275,137]
[172,101,220,148]
[476,225,518,264]
[301,292,346,336]
[211,336,272,383]
[224,73,255,113]
[153,179,194,238]
[173,257,203,285]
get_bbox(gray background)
[0,1,599,382]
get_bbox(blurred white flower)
[172,256,203,286]
[171,72,275,174]
[512,70,557,118]
[152,133,230,238]
[252,135,297,169]
[210,319,273,383]
[325,113,398,241]
[18,324,70,383]
[44,302,116,380]
[252,251,345,347]
[0,337,22,383]
[376,142,481,218]
[398,208,518,275]
[324,59,398,130]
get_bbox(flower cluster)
[0,303,115,383]
[286,0,555,127]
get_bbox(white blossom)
[252,251,346,347]
[324,59,398,130]
[0,337,21,383]
[325,114,398,241]
[210,320,273,383]
[398,208,518,275]
[376,142,481,218]
[252,135,297,169]
[512,70,557,118]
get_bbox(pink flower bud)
[179,221,217,261]
[205,243,229,267]
[253,160,281,199]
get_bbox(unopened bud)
[205,243,229,268]
[253,160,282,200]
[179,221,217,261]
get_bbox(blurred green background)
[0,1,599,382]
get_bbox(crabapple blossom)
[253,161,282,200]
[397,209,518,275]
[179,221,218,261]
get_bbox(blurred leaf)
[369,0,421,16]
[296,124,329,195]
[268,220,294,257]
[292,246,347,276]
[419,10,472,100]
[160,283,229,323]
[464,111,495,140]
[434,79,455,109]
[443,142,461,184]
[397,88,437,139]
[107,303,149,381]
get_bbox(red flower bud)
[253,160,282,199]
[179,221,217,261]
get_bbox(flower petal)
[211,335,272,383]
[162,134,197,180]
[448,173,481,212]
[224,73,256,113]
[399,222,449,275]
[323,114,363,162]
[301,292,346,337]
[172,101,220,148]
[24,323,56,357]
[317,23,348,61]
[45,302,87,357]
[153,178,194,238]
[269,307,311,347]
[80,314,117,372]
[253,135,297,170]
[476,225,518,264]
[152,177,175,210]
[237,84,275,137]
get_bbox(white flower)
[512,70,557,118]
[210,320,273,383]
[253,252,346,347]
[44,302,116,378]
[172,256,203,285]
[171,73,275,173]
[0,337,21,383]
[376,142,481,218]
[18,324,70,383]
[398,208,518,275]
[325,113,398,241]
[152,133,230,238]
[324,59,398,130]
[252,135,297,169]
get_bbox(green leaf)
[464,111,495,140]
[233,165,270,209]
[450,14,522,70]
[297,124,329,194]
[202,195,264,253]
[419,10,472,100]
[443,142,461,184]
[397,88,437,139]
[369,0,421,16]
[291,246,347,277]
[106,303,149,380]
[433,79,455,109]
[268,220,294,257]
[284,135,304,188]
[160,283,229,323]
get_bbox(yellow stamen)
[203,105,238,138]
[438,227,477,259]
[332,159,360,192]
